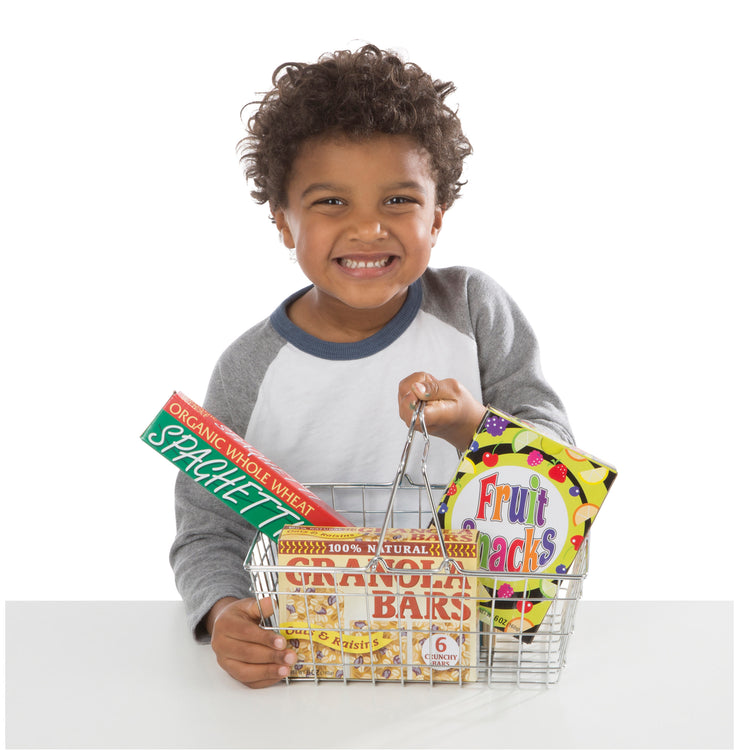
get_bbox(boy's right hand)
[207,596,297,689]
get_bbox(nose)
[347,209,388,242]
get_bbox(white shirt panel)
[245,309,481,486]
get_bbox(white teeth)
[339,257,390,269]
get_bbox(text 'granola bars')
[277,526,479,682]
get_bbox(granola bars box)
[141,392,352,541]
[438,407,616,636]
[276,526,479,682]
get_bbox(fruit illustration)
[565,447,587,462]
[580,466,609,484]
[458,457,475,475]
[527,450,543,467]
[516,600,534,614]
[506,617,534,633]
[555,564,568,574]
[539,579,558,598]
[497,583,514,598]
[541,437,563,455]
[512,429,536,452]
[572,502,599,526]
[446,483,457,496]
[483,452,499,467]
[569,486,581,497]
[549,462,568,482]
[485,415,509,436]
[470,440,479,452]
[570,534,583,550]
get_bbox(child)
[169,44,573,689]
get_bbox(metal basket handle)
[368,401,455,572]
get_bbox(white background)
[2,0,746,734]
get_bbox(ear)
[430,204,445,245]
[271,206,296,249]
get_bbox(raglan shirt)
[169,266,573,641]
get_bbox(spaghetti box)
[141,392,352,540]
[438,407,616,636]
[276,526,479,682]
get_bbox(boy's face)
[272,134,443,334]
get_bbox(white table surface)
[5,600,732,749]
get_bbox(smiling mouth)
[337,255,395,270]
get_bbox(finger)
[413,379,437,400]
[250,599,291,654]
[412,382,456,414]
[397,372,442,428]
[223,656,294,689]
[210,597,300,689]
[217,610,298,676]
[242,595,275,623]
[398,372,436,403]
[413,380,462,430]
[397,385,421,423]
[212,599,293,660]
[411,373,440,401]
[219,601,283,645]
[217,629,295,662]
[214,626,297,680]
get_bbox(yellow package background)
[277,526,479,682]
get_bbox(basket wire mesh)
[243,405,587,686]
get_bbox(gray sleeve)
[423,267,574,444]
[168,319,285,642]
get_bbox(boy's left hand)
[398,372,486,452]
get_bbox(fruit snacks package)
[438,408,616,636]
[276,526,479,682]
[141,392,352,541]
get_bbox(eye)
[314,197,345,206]
[385,196,417,206]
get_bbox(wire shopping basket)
[243,404,588,686]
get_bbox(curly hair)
[238,45,472,209]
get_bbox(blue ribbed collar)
[270,279,423,361]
